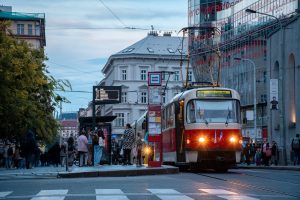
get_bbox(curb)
[236,165,300,171]
[57,167,179,178]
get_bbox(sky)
[4,0,188,113]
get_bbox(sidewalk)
[0,164,179,179]
[236,163,300,171]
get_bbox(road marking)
[199,189,237,195]
[200,189,260,200]
[148,189,194,200]
[218,195,260,200]
[0,192,12,198]
[95,189,129,200]
[31,190,68,200]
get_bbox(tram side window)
[165,104,175,128]
[187,100,196,123]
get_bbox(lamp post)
[245,8,287,165]
[234,58,257,141]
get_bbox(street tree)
[0,22,71,144]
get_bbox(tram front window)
[187,100,240,124]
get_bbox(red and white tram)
[161,87,242,171]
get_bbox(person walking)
[77,129,88,167]
[122,124,134,165]
[67,137,75,166]
[291,134,300,165]
[94,129,105,166]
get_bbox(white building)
[98,32,192,136]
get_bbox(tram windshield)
[186,99,240,124]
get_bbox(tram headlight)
[198,137,206,143]
[229,136,237,143]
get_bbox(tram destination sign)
[93,86,121,105]
[197,90,232,98]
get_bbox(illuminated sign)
[197,90,232,98]
[93,86,121,104]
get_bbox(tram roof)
[168,87,240,104]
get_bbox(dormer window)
[147,47,154,53]
[167,48,174,53]
[122,48,135,53]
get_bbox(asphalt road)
[0,168,299,199]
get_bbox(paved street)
[0,168,300,199]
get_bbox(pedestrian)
[60,143,67,167]
[24,130,37,169]
[77,129,88,167]
[122,124,135,165]
[135,132,144,167]
[67,137,75,166]
[271,141,278,166]
[291,134,300,165]
[111,138,119,165]
[255,147,262,166]
[94,129,105,166]
[245,142,251,165]
[86,128,93,166]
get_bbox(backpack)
[292,138,300,149]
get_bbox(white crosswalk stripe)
[1,188,262,199]
[0,191,12,198]
[95,189,129,200]
[31,189,68,200]
[199,189,260,200]
[148,189,194,200]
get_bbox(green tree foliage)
[0,22,70,143]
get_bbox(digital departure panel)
[196,90,232,98]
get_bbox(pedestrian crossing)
[0,188,261,199]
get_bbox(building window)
[188,71,193,81]
[121,92,127,103]
[35,24,40,36]
[174,71,180,81]
[28,24,33,35]
[115,113,124,127]
[121,69,127,80]
[17,24,25,35]
[140,69,147,80]
[141,92,147,104]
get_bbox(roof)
[102,34,188,73]
[0,11,45,21]
[116,34,187,56]
[61,120,78,127]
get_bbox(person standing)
[86,128,93,166]
[24,130,37,169]
[135,132,144,167]
[122,124,134,165]
[291,134,300,165]
[94,129,105,166]
[77,130,88,167]
[271,141,278,166]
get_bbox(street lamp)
[234,58,257,141]
[245,9,287,165]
